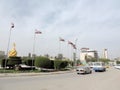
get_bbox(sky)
[0,0,120,59]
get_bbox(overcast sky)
[0,0,120,59]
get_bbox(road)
[0,67,120,90]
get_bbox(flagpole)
[67,43,70,60]
[58,37,61,59]
[5,24,14,69]
[32,30,42,70]
[32,31,36,70]
[59,40,61,54]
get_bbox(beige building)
[80,49,98,64]
[103,49,108,59]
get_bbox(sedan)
[114,64,120,69]
[76,66,92,74]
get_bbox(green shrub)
[1,59,5,67]
[1,57,22,68]
[0,59,2,64]
[24,59,34,66]
[35,56,54,69]
[54,60,68,70]
[7,57,22,68]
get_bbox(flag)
[72,44,77,49]
[68,41,73,45]
[59,37,65,42]
[68,41,76,49]
[11,23,14,28]
[35,30,42,34]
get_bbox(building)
[103,49,108,59]
[80,49,98,64]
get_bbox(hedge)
[24,59,34,66]
[54,60,68,70]
[1,59,5,67]
[1,57,22,68]
[35,56,54,69]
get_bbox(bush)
[0,59,2,65]
[1,59,5,67]
[1,57,22,69]
[24,59,34,66]
[7,57,22,68]
[35,56,54,69]
[54,60,68,70]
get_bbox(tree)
[116,61,120,64]
[85,55,98,62]
[99,58,110,64]
[76,59,81,66]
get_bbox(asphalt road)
[0,67,120,90]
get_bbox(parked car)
[76,66,92,74]
[114,64,120,69]
[89,62,106,72]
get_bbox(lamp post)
[5,23,14,69]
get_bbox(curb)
[0,70,75,78]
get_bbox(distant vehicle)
[114,64,120,69]
[15,64,35,70]
[89,62,106,72]
[76,66,92,74]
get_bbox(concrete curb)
[0,70,75,78]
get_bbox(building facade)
[103,49,108,59]
[80,50,98,64]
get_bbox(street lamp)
[5,23,14,69]
[74,38,78,67]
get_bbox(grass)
[0,69,41,73]
[0,68,72,73]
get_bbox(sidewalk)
[0,70,75,78]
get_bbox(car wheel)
[95,70,97,72]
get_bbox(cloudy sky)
[0,0,120,59]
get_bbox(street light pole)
[5,23,14,69]
[74,38,78,67]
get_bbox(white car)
[76,66,92,74]
[114,64,120,69]
[89,62,106,72]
